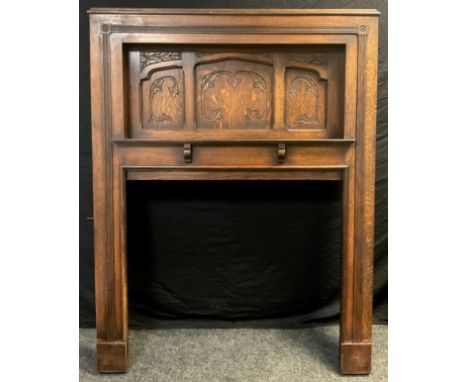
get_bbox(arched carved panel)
[196,60,273,129]
[285,68,327,130]
[140,68,185,130]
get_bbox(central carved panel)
[196,60,273,129]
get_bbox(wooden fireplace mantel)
[89,8,379,375]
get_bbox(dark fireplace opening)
[126,180,342,328]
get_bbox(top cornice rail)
[88,8,380,16]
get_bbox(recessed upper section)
[88,8,380,16]
[126,46,345,139]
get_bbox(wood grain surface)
[89,8,379,375]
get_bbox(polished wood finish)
[88,8,380,15]
[89,8,379,375]
[127,45,344,138]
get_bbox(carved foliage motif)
[135,53,332,131]
[288,77,320,123]
[197,61,272,129]
[142,68,184,129]
[140,52,182,70]
[285,53,328,68]
[149,76,179,123]
[285,69,325,129]
[201,70,267,123]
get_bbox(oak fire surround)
[89,8,379,375]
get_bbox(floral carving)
[287,77,320,124]
[149,76,180,123]
[286,53,328,69]
[200,70,267,124]
[140,52,181,70]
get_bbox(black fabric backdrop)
[79,0,388,328]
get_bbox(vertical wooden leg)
[340,163,374,375]
[339,18,378,375]
[90,19,129,373]
[93,165,128,373]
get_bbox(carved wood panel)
[126,47,344,137]
[285,68,326,130]
[196,60,273,129]
[140,68,184,130]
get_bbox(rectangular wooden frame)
[89,8,379,375]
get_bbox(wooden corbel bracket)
[184,143,192,164]
[277,143,286,163]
